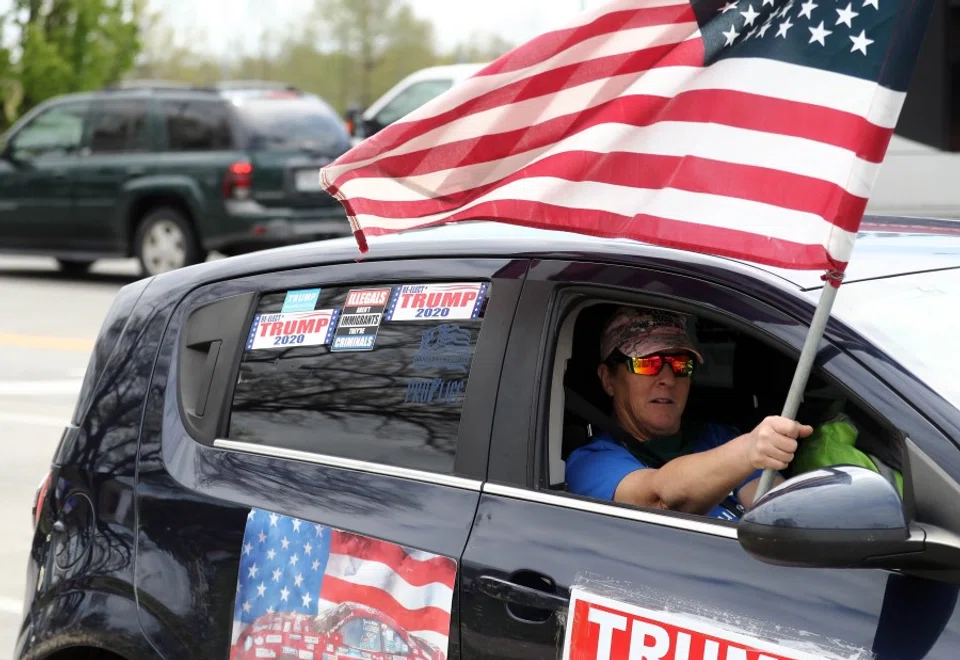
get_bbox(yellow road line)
[0,333,95,351]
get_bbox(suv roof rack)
[103,79,216,92]
[213,79,302,92]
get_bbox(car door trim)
[482,482,739,539]
[213,438,484,491]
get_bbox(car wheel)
[56,259,94,275]
[134,207,203,277]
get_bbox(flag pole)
[751,271,843,502]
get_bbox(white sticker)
[562,588,837,660]
[385,282,488,321]
[246,309,340,351]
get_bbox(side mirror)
[738,465,920,568]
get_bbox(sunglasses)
[609,349,697,377]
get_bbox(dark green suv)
[0,81,354,276]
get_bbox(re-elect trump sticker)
[385,282,487,321]
[246,309,340,350]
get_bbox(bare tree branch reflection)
[229,321,483,473]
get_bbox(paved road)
[0,255,143,659]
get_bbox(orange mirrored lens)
[629,354,695,377]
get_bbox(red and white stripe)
[317,531,457,651]
[320,0,906,271]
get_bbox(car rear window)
[226,281,491,475]
[233,97,350,153]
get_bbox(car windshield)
[233,96,349,153]
[829,268,960,411]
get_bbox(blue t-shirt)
[565,424,763,521]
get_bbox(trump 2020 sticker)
[385,282,487,321]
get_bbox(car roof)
[165,214,960,295]
[396,63,490,83]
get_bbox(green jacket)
[790,413,903,496]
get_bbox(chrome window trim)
[213,439,483,491]
[482,483,739,539]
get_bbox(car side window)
[88,99,150,153]
[340,618,381,651]
[160,99,234,151]
[10,101,90,160]
[382,625,409,653]
[226,281,491,475]
[374,79,454,127]
[546,298,906,522]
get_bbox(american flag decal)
[320,0,934,272]
[229,509,456,660]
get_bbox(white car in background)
[346,63,488,146]
[867,134,960,221]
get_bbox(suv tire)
[134,207,203,277]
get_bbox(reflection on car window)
[382,624,408,653]
[340,618,381,651]
[89,99,150,153]
[160,99,234,151]
[12,102,89,159]
[375,79,454,126]
[233,98,348,152]
[227,281,490,474]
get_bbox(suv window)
[226,281,491,475]
[232,97,349,152]
[10,101,89,159]
[374,79,454,127]
[160,99,234,151]
[88,99,150,153]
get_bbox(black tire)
[133,207,203,277]
[56,258,94,275]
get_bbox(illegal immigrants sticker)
[385,282,488,321]
[562,588,827,660]
[330,287,392,352]
[246,309,340,351]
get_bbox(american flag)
[229,509,457,659]
[320,0,934,272]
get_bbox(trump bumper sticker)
[563,588,825,660]
[246,309,340,351]
[230,509,455,660]
[385,282,487,321]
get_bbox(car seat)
[560,304,617,463]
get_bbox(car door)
[70,96,154,250]
[0,98,90,249]
[459,258,960,659]
[133,256,528,660]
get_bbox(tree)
[311,0,438,109]
[5,0,144,120]
[444,32,516,65]
[130,9,223,84]
[0,14,19,126]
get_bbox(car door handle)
[475,574,569,612]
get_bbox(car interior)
[545,300,905,511]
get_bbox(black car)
[0,80,353,277]
[17,216,960,660]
